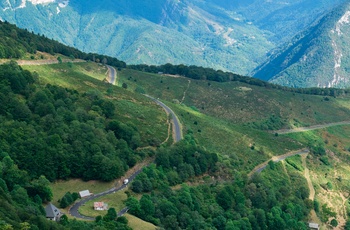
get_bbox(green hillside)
[2,20,350,229]
[117,68,350,128]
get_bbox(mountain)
[253,1,350,88]
[0,0,344,75]
[3,20,350,229]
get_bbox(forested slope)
[0,21,126,68]
[0,60,160,229]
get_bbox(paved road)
[69,74,183,220]
[106,65,116,85]
[144,95,182,143]
[248,148,309,178]
[69,168,144,220]
[275,121,350,134]
[103,68,181,142]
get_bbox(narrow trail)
[301,154,322,225]
[275,120,350,134]
[180,79,191,104]
[302,154,315,201]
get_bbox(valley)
[18,59,350,229]
[1,5,350,229]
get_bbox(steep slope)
[0,0,343,75]
[234,0,345,44]
[2,20,350,229]
[253,1,350,88]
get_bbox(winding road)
[69,168,144,220]
[106,65,117,85]
[144,95,182,143]
[69,70,183,220]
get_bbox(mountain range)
[0,0,346,86]
[253,1,350,88]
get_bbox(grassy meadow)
[118,68,350,127]
[124,214,156,230]
[78,190,128,218]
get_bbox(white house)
[79,190,91,198]
[308,223,320,230]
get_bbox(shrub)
[330,219,338,227]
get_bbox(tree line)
[128,63,350,96]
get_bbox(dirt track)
[17,59,85,65]
[248,148,309,178]
[275,121,350,134]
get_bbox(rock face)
[253,2,350,88]
[0,0,344,79]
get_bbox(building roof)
[79,190,91,198]
[309,223,319,228]
[94,202,104,208]
[45,203,61,218]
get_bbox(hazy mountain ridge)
[0,0,344,77]
[253,1,350,88]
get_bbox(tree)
[60,215,69,226]
[212,215,226,230]
[330,219,338,227]
[140,195,155,217]
[101,100,115,118]
[162,215,179,230]
[57,56,62,63]
[345,220,350,230]
[122,83,128,89]
[125,197,141,216]
[27,175,53,203]
[60,196,69,209]
[131,180,143,193]
[216,189,233,210]
[103,208,117,221]
[116,216,128,225]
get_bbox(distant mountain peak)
[2,0,68,11]
[334,10,350,35]
[253,2,350,88]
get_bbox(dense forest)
[0,21,126,68]
[0,61,148,229]
[0,61,146,182]
[126,147,312,230]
